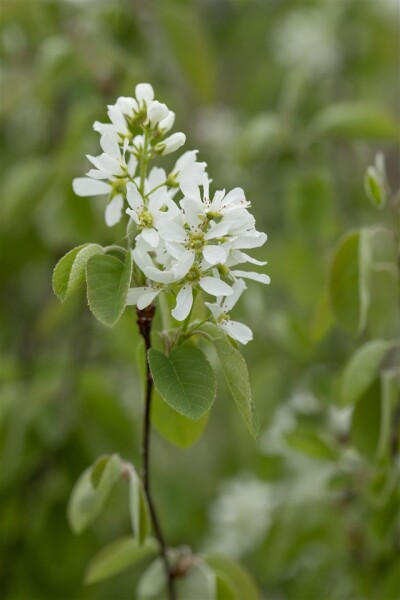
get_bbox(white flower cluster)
[73,83,269,344]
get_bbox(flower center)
[185,265,201,283]
[111,178,127,195]
[187,231,205,252]
[139,210,154,229]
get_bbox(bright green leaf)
[53,243,103,302]
[86,251,132,327]
[136,340,209,448]
[340,339,392,406]
[148,344,216,420]
[329,229,372,334]
[310,102,397,140]
[201,323,259,439]
[203,554,259,600]
[67,454,122,534]
[85,536,158,585]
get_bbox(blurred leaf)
[203,554,259,600]
[86,251,132,326]
[340,340,392,406]
[157,3,215,102]
[85,536,158,585]
[201,323,259,439]
[329,229,372,334]
[351,380,381,460]
[364,166,386,209]
[309,102,397,140]
[137,557,166,599]
[377,367,399,460]
[285,430,338,461]
[128,466,151,545]
[67,454,122,534]
[52,243,102,302]
[176,561,216,600]
[148,344,216,420]
[237,113,288,162]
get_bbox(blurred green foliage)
[0,1,399,599]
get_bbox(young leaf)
[329,229,372,335]
[128,466,151,545]
[67,454,122,534]
[364,166,386,209]
[86,251,132,327]
[85,536,158,585]
[203,554,260,600]
[148,344,216,420]
[201,323,259,439]
[53,243,103,302]
[136,340,209,448]
[340,340,392,406]
[137,558,166,599]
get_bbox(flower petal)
[230,270,271,284]
[105,194,123,227]
[221,320,253,344]
[157,220,187,243]
[140,228,159,248]
[126,183,144,212]
[100,131,121,159]
[72,177,110,197]
[203,245,227,266]
[171,285,193,321]
[200,276,233,296]
[222,279,247,312]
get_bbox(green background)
[1,1,399,598]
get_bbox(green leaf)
[309,102,397,140]
[137,558,166,599]
[176,561,216,600]
[201,323,259,439]
[285,430,338,461]
[148,344,216,420]
[340,340,392,406]
[377,368,400,461]
[351,380,381,460]
[364,167,386,209]
[67,454,122,534]
[128,466,151,545]
[329,229,372,335]
[86,251,132,327]
[53,244,103,302]
[85,536,158,585]
[203,554,259,600]
[135,341,209,448]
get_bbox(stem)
[136,305,176,600]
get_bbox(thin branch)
[136,305,176,600]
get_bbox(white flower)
[126,180,178,248]
[170,151,208,191]
[205,279,253,344]
[158,110,175,132]
[126,283,164,310]
[172,271,233,321]
[155,132,186,155]
[72,131,137,226]
[147,100,169,128]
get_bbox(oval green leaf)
[86,251,132,327]
[148,344,216,420]
[53,243,103,302]
[203,554,259,600]
[310,102,397,140]
[85,536,158,585]
[340,339,392,406]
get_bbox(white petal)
[140,228,159,248]
[181,197,203,228]
[221,320,253,344]
[157,220,187,243]
[126,183,144,211]
[100,131,121,159]
[126,287,160,309]
[233,232,267,249]
[108,105,129,134]
[234,251,267,266]
[86,169,109,180]
[205,302,223,319]
[105,194,123,227]
[132,246,154,271]
[205,220,231,240]
[159,110,175,132]
[200,277,233,296]
[222,279,247,311]
[135,83,154,105]
[72,178,110,197]
[90,153,121,176]
[230,270,271,284]
[127,155,138,178]
[180,181,202,202]
[171,285,193,321]
[203,245,227,266]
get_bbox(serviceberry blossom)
[72,82,270,344]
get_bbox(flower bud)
[158,110,175,132]
[155,132,186,155]
[147,100,169,127]
[135,83,154,106]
